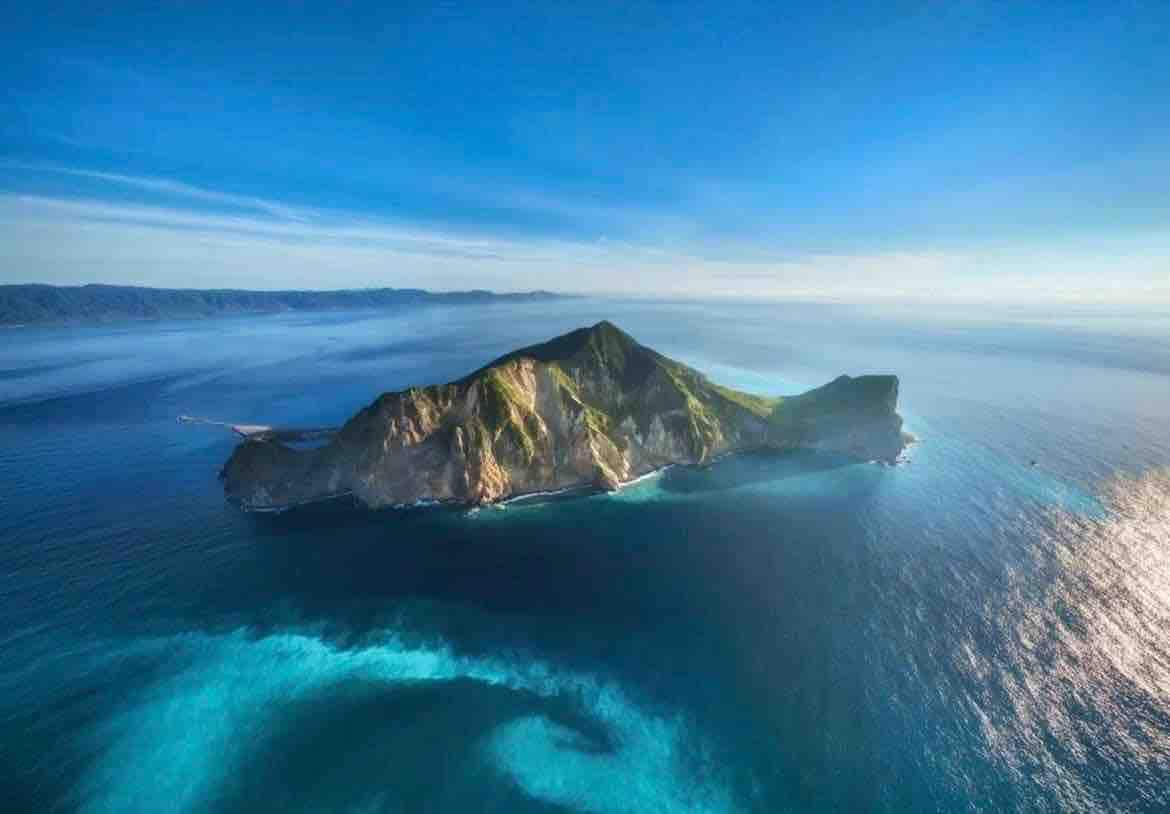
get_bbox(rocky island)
[220,321,910,510]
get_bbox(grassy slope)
[470,321,782,458]
[364,322,896,470]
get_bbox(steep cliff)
[220,321,908,510]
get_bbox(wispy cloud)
[5,194,605,262]
[3,163,317,222]
[3,161,696,244]
[0,192,674,290]
[1,166,1168,305]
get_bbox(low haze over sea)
[2,298,1168,812]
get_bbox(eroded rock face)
[220,322,908,510]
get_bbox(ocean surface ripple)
[2,300,1169,812]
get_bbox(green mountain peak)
[220,323,908,510]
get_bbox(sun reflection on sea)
[961,468,1170,809]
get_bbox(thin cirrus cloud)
[0,173,678,291]
[1,165,1168,304]
[4,162,317,222]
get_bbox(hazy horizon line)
[2,164,1169,307]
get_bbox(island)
[219,321,910,511]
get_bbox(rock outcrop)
[220,321,909,510]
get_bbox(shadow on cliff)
[243,449,869,534]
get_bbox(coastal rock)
[219,321,908,510]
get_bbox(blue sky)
[3,1,1169,301]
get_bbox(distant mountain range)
[0,284,565,326]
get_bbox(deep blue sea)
[2,298,1169,813]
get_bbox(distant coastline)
[0,283,567,327]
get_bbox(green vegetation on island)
[219,321,908,510]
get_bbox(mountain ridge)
[0,283,565,326]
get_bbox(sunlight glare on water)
[966,468,1170,810]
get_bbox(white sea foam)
[498,484,584,505]
[618,465,673,489]
[77,628,737,814]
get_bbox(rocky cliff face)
[220,321,908,510]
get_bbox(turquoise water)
[2,299,1169,812]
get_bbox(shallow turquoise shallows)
[2,298,1169,813]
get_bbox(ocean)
[2,297,1168,812]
